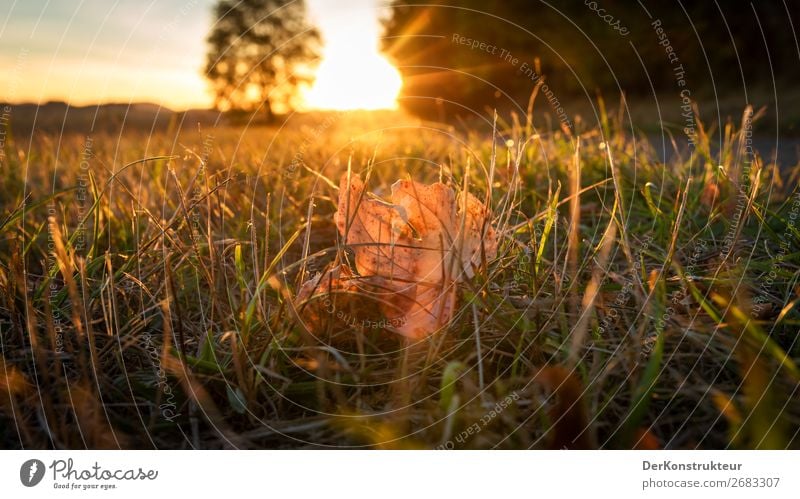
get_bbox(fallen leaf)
[302,172,498,338]
[633,428,661,450]
[534,366,594,449]
[294,263,379,333]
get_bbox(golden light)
[303,0,402,111]
[304,52,402,110]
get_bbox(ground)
[1,106,799,449]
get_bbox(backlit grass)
[1,105,798,449]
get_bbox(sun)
[302,0,402,111]
[304,51,402,110]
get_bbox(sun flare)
[304,51,402,110]
[303,0,402,111]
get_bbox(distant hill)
[0,101,226,135]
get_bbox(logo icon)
[20,459,45,487]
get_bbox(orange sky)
[0,0,396,110]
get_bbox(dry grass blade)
[568,215,617,367]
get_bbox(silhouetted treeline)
[382,0,799,120]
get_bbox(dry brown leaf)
[534,366,594,449]
[325,172,497,338]
[294,264,376,333]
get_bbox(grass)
[1,103,799,449]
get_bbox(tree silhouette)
[205,0,320,121]
[382,0,799,121]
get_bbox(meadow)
[1,103,799,449]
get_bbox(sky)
[0,0,395,110]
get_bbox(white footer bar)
[1,451,796,498]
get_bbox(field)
[1,104,799,449]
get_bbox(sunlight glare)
[304,0,402,110]
[305,52,401,110]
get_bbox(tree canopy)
[205,0,320,120]
[382,1,799,121]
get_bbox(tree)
[381,0,799,121]
[205,0,320,121]
[381,1,538,120]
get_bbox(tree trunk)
[263,100,274,123]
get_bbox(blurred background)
[1,1,799,150]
